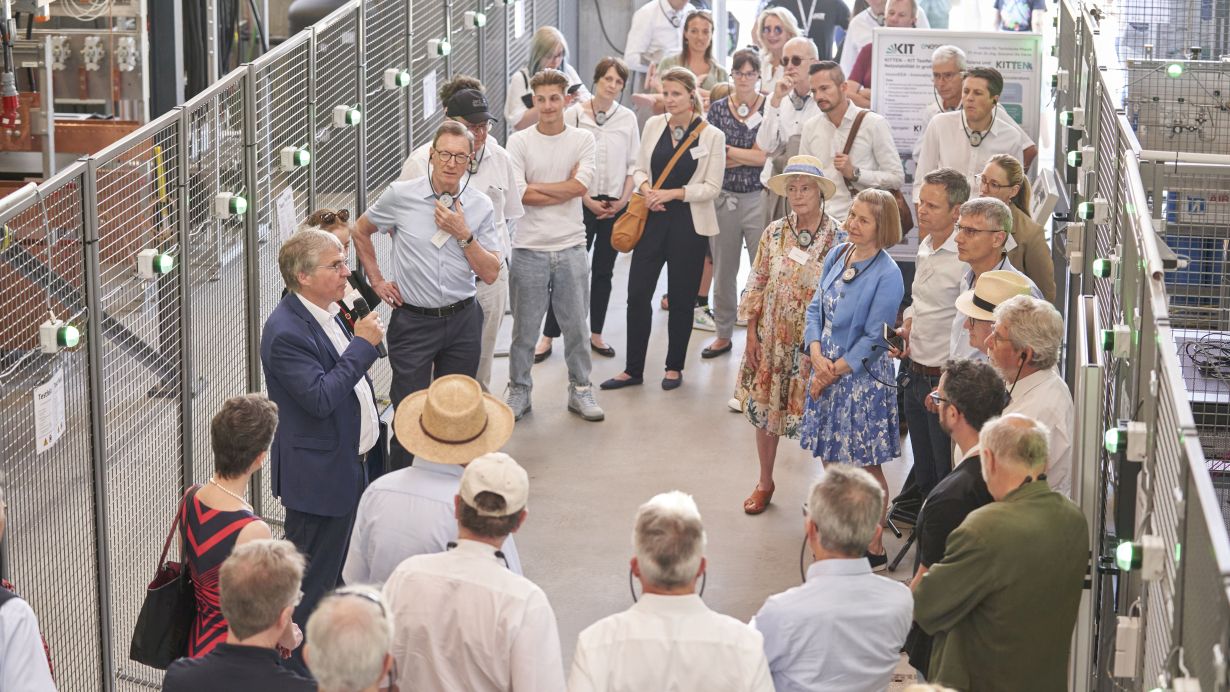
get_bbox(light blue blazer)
[803,243,904,377]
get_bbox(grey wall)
[573,0,637,89]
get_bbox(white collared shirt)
[624,0,695,72]
[342,460,522,585]
[913,109,1035,202]
[295,293,377,454]
[569,593,773,692]
[798,103,904,221]
[912,102,1030,161]
[752,558,913,692]
[756,92,821,184]
[1005,369,1074,498]
[384,540,565,692]
[903,229,965,367]
[566,102,640,199]
[839,9,930,76]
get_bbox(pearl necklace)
[210,477,252,509]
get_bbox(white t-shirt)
[506,124,596,251]
[625,0,695,73]
[566,101,640,199]
[914,109,1035,202]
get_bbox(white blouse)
[566,101,641,199]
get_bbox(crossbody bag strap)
[842,110,870,197]
[157,484,199,568]
[649,121,708,191]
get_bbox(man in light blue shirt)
[752,466,912,691]
[354,120,502,469]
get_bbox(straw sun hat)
[766,155,838,200]
[955,270,1033,322]
[393,375,514,465]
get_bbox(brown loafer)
[743,486,774,515]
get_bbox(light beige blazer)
[632,114,727,236]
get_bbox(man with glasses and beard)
[353,120,502,469]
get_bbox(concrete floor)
[488,251,918,680]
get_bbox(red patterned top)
[179,487,258,657]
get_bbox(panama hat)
[955,270,1033,322]
[766,155,837,199]
[393,375,514,465]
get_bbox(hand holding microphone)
[351,298,387,358]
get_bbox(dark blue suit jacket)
[260,292,379,517]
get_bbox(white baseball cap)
[459,453,529,516]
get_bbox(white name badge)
[691,146,708,160]
[746,112,764,129]
[431,230,450,248]
[788,246,810,265]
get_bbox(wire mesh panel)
[1125,60,1230,156]
[91,113,187,690]
[313,5,362,214]
[1181,449,1230,687]
[363,0,411,204]
[412,0,449,147]
[1156,165,1230,337]
[1106,0,1230,63]
[183,70,251,487]
[482,2,509,142]
[0,169,104,691]
[450,0,482,83]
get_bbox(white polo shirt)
[913,109,1035,202]
[798,103,904,221]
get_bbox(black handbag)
[130,485,198,669]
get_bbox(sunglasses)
[779,55,809,67]
[310,208,350,226]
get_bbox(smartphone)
[882,323,904,352]
[567,83,583,95]
[520,93,534,109]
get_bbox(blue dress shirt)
[803,243,904,376]
[363,176,500,308]
[752,558,913,692]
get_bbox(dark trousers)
[543,205,621,337]
[283,478,361,674]
[904,366,952,495]
[387,302,483,469]
[624,210,708,378]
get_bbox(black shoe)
[701,341,732,359]
[600,375,643,390]
[866,550,889,572]
[591,341,616,358]
[661,374,683,390]
[533,345,552,363]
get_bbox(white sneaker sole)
[568,403,605,422]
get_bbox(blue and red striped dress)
[179,487,259,657]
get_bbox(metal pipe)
[242,65,264,514]
[1138,149,1230,166]
[355,3,367,213]
[176,105,195,487]
[39,36,53,178]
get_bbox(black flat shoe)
[661,374,683,391]
[600,375,643,390]
[701,342,732,359]
[533,345,552,363]
[865,550,889,573]
[591,342,616,358]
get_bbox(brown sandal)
[743,486,774,515]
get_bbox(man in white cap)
[343,374,521,585]
[382,453,565,692]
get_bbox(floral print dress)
[733,212,841,437]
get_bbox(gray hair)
[992,295,1064,370]
[808,465,884,557]
[960,196,1013,234]
[931,44,968,70]
[980,414,1050,470]
[432,119,476,153]
[783,36,819,59]
[219,540,305,640]
[633,491,706,589]
[278,228,343,292]
[921,168,971,209]
[307,586,392,692]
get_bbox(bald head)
[981,414,1049,470]
[783,36,819,59]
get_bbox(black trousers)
[543,205,622,338]
[387,301,483,469]
[623,203,708,378]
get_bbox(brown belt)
[908,361,943,377]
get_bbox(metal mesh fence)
[362,0,410,206]
[91,113,186,690]
[1104,0,1230,63]
[1124,60,1230,156]
[0,169,104,691]
[411,0,448,147]
[450,0,482,83]
[313,7,362,215]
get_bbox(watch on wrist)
[456,234,474,249]
[851,167,861,183]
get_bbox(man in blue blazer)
[260,228,384,668]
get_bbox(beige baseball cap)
[459,453,529,516]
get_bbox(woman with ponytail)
[977,154,1056,303]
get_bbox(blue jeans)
[508,245,592,390]
[903,365,952,495]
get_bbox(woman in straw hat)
[798,188,905,568]
[735,155,843,515]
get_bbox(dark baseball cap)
[445,89,497,124]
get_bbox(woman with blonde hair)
[798,188,904,568]
[752,7,801,94]
[637,10,729,113]
[505,26,590,131]
[601,67,727,392]
[976,153,1056,302]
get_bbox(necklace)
[658,0,681,27]
[210,477,252,509]
[840,244,882,282]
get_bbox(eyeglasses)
[732,70,759,79]
[954,223,1001,235]
[927,391,949,407]
[433,148,473,164]
[779,55,809,67]
[975,174,1013,192]
[461,120,490,135]
[932,70,962,82]
[316,259,349,274]
[761,24,784,35]
[309,208,350,227]
[333,586,390,620]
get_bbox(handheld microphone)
[350,297,388,358]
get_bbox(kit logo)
[886,43,916,55]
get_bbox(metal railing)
[0,0,553,689]
[1058,0,1230,689]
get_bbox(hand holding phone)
[882,323,905,353]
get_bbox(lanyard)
[795,0,821,26]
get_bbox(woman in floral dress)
[735,156,842,515]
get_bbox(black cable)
[590,0,625,54]
[23,12,35,92]
[245,0,268,55]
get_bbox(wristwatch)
[456,234,474,249]
[851,167,862,183]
